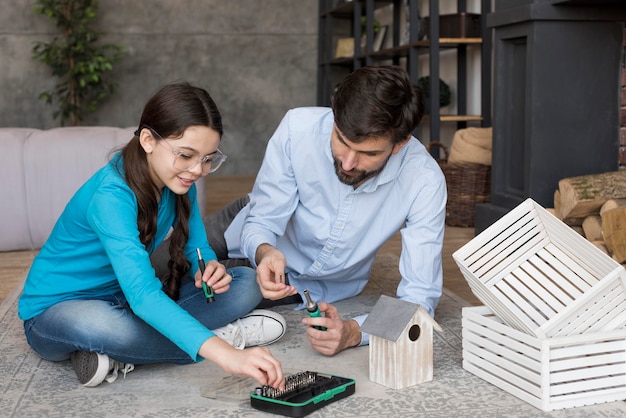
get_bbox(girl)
[18,83,285,390]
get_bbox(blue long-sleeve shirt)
[225,107,447,341]
[18,154,216,361]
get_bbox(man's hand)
[255,244,298,300]
[302,302,361,356]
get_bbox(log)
[601,206,626,263]
[582,215,603,242]
[600,198,626,216]
[553,189,561,217]
[554,188,584,226]
[558,171,626,219]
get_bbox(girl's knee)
[228,266,262,307]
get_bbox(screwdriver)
[303,289,326,331]
[196,248,215,303]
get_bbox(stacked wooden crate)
[454,198,626,411]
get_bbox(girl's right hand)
[194,259,232,295]
[199,336,285,390]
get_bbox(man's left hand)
[302,302,361,356]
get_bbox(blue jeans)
[23,266,261,365]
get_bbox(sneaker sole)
[71,351,110,387]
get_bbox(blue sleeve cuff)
[352,314,370,346]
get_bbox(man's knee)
[203,195,249,261]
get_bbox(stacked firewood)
[552,170,626,263]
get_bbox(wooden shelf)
[322,38,483,65]
[322,0,393,18]
[317,0,492,141]
[417,38,482,45]
[440,115,483,122]
[422,114,484,123]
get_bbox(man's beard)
[332,154,390,186]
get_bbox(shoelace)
[216,322,245,349]
[238,318,265,346]
[105,361,135,384]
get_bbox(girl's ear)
[139,128,156,154]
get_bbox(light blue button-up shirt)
[226,107,446,345]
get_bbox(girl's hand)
[195,260,231,294]
[199,336,285,390]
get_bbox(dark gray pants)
[150,196,251,279]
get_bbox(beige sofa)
[0,127,207,252]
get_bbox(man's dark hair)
[331,65,424,145]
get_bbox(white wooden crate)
[453,198,626,338]
[462,305,626,411]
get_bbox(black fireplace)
[475,0,626,234]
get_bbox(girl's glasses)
[142,126,227,174]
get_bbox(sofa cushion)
[0,129,39,251]
[23,127,136,249]
[1,126,209,252]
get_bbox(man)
[156,65,447,356]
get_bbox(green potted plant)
[32,0,125,126]
[417,76,451,114]
[361,16,381,34]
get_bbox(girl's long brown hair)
[119,82,223,300]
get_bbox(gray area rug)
[2,253,626,417]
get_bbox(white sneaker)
[213,309,286,350]
[70,351,135,387]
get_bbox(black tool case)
[250,371,355,417]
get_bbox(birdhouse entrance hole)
[408,324,421,341]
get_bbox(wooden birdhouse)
[361,295,443,389]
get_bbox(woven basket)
[427,141,491,227]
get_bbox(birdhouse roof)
[361,295,442,341]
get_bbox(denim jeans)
[23,266,261,365]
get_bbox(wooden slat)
[550,375,626,397]
[539,244,599,288]
[543,271,626,337]
[462,306,626,411]
[462,320,541,360]
[507,267,561,319]
[531,249,592,294]
[454,200,537,263]
[469,211,540,270]
[462,359,544,410]
[552,351,626,373]
[474,230,547,287]
[494,279,548,328]
[558,285,626,335]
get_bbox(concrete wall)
[0,0,319,175]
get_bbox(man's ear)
[391,134,412,154]
[139,128,156,154]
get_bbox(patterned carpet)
[2,253,626,417]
